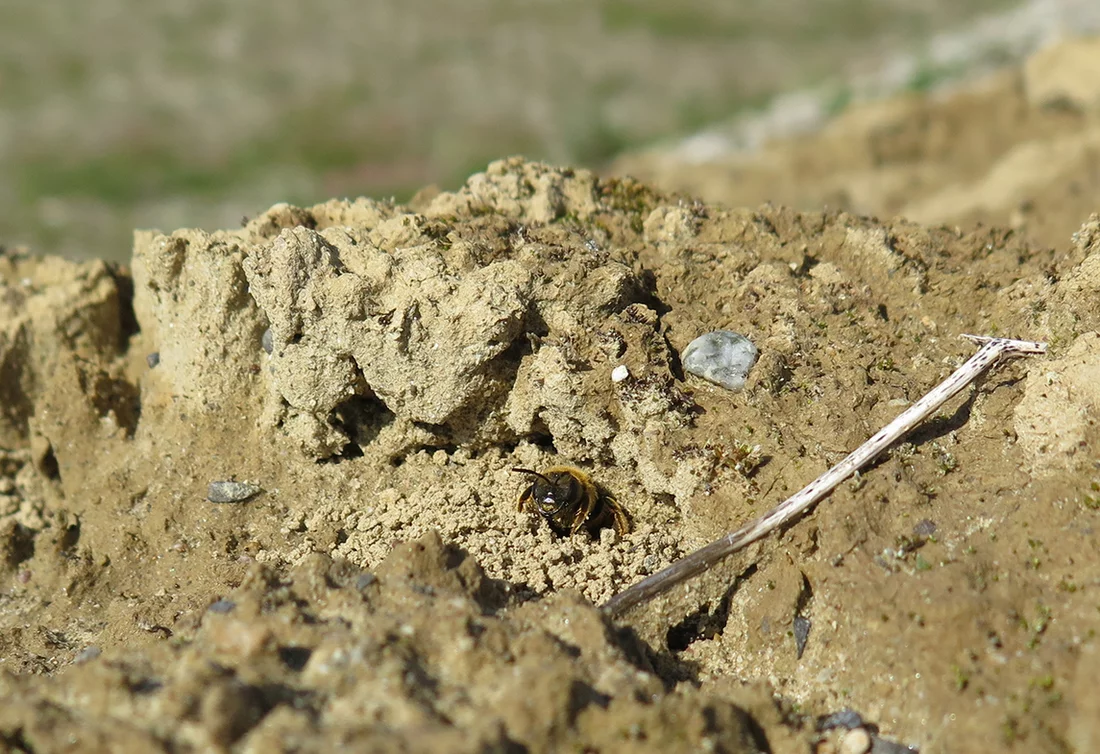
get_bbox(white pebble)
[682,330,758,391]
[611,365,630,383]
[839,727,872,754]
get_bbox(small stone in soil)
[794,615,812,658]
[840,727,872,754]
[682,330,758,390]
[818,709,865,731]
[207,481,263,504]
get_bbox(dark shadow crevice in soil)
[84,368,141,438]
[58,516,81,557]
[35,441,60,481]
[323,394,392,463]
[1,521,37,571]
[793,572,813,660]
[906,389,976,447]
[666,563,757,653]
[611,565,764,691]
[278,646,312,672]
[633,267,672,319]
[742,712,775,754]
[107,263,140,346]
[610,621,701,690]
[567,680,611,723]
[0,726,33,754]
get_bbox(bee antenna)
[511,467,551,483]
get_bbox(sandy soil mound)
[3,88,1100,752]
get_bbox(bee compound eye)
[566,475,583,498]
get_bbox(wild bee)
[512,465,630,537]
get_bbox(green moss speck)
[952,664,970,692]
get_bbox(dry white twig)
[602,335,1047,617]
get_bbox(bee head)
[512,467,570,517]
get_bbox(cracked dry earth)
[1,147,1099,752]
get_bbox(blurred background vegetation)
[0,0,1047,260]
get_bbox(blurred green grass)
[0,0,1016,261]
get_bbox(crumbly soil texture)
[3,55,1100,752]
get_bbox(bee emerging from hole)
[512,465,630,537]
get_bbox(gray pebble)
[818,708,865,731]
[146,352,160,369]
[682,330,757,390]
[207,481,263,504]
[261,328,274,354]
[793,615,811,659]
[207,599,237,614]
[913,519,937,537]
[74,646,101,664]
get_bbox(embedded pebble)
[74,646,101,664]
[913,519,937,537]
[839,728,872,754]
[818,709,865,731]
[794,615,812,658]
[611,364,630,383]
[681,330,757,390]
[261,328,274,354]
[207,481,263,504]
[146,352,160,369]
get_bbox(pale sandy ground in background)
[3,0,1099,264]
